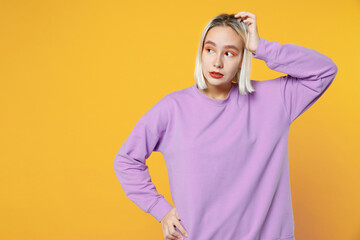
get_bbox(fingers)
[164,225,177,240]
[173,220,189,238]
[167,223,184,240]
[162,208,189,240]
[242,17,255,25]
[234,11,257,31]
[234,11,256,20]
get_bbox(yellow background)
[1,0,359,239]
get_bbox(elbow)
[327,57,338,77]
[113,153,124,176]
[321,63,338,92]
[323,61,338,83]
[113,154,127,190]
[113,155,120,177]
[331,62,338,77]
[113,157,117,170]
[329,63,338,83]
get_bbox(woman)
[113,11,338,240]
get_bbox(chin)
[205,77,229,86]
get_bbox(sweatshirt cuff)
[148,197,174,223]
[252,37,268,61]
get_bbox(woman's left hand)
[234,11,260,54]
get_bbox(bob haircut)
[194,13,255,95]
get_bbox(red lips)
[209,71,224,79]
[210,71,223,76]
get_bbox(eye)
[205,48,214,53]
[204,47,237,57]
[226,51,234,57]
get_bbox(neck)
[198,80,233,100]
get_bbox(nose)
[213,54,223,69]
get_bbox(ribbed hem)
[148,197,174,223]
[279,236,294,240]
[272,235,295,240]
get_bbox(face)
[201,26,244,87]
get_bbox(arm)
[252,37,338,124]
[113,95,173,223]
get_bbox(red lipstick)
[209,71,224,79]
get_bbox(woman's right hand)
[160,207,189,240]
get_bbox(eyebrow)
[204,40,240,51]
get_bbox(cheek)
[231,58,241,68]
[228,62,240,73]
[201,56,211,67]
[231,64,240,72]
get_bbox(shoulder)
[248,77,285,106]
[250,77,285,94]
[159,85,194,107]
[251,77,282,87]
[167,85,193,99]
[140,85,192,118]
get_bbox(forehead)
[204,26,243,47]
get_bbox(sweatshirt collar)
[192,83,236,106]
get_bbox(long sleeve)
[113,94,173,223]
[252,37,338,124]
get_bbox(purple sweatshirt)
[113,37,338,240]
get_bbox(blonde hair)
[194,13,255,95]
